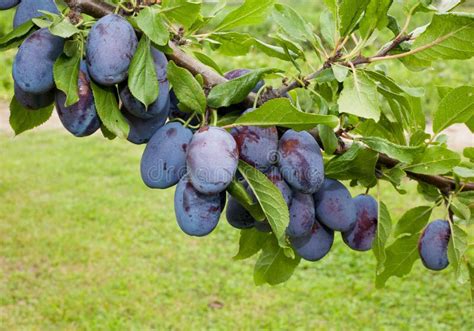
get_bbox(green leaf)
[272,4,317,45]
[234,229,271,261]
[253,38,299,61]
[90,81,129,139]
[448,222,468,283]
[404,146,461,175]
[338,71,380,121]
[381,166,407,192]
[207,68,275,108]
[161,0,201,29]
[167,61,206,114]
[332,64,349,82]
[361,137,424,163]
[233,98,339,130]
[214,0,275,32]
[9,97,53,135]
[337,0,371,37]
[373,201,392,273]
[433,86,474,134]
[468,262,474,301]
[128,36,159,108]
[135,6,169,46]
[464,147,474,161]
[238,160,290,251]
[393,206,433,238]
[0,20,34,50]
[409,13,474,65]
[53,41,81,107]
[320,11,336,46]
[192,51,224,75]
[208,32,253,56]
[454,166,474,180]
[319,125,338,155]
[48,18,80,38]
[375,234,420,288]
[254,236,300,286]
[359,0,393,39]
[325,143,378,187]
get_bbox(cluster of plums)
[2,1,451,271]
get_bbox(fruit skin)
[313,178,357,232]
[287,192,315,238]
[226,195,256,229]
[13,0,59,28]
[13,28,64,94]
[14,83,54,110]
[418,220,451,271]
[291,221,334,262]
[122,106,169,145]
[174,175,225,237]
[231,109,278,172]
[342,195,378,251]
[186,126,239,194]
[278,130,325,194]
[119,48,170,119]
[0,0,20,10]
[141,122,193,189]
[224,69,264,93]
[86,14,137,86]
[266,166,292,205]
[55,61,101,137]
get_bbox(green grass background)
[1,1,473,330]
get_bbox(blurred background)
[0,1,473,329]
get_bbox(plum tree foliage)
[0,0,473,288]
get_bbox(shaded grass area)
[1,131,472,330]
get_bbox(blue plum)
[120,48,170,119]
[231,109,278,172]
[418,220,451,271]
[313,178,357,232]
[278,130,325,194]
[291,221,334,261]
[224,69,264,93]
[225,195,256,229]
[287,193,315,238]
[14,83,54,110]
[55,61,100,137]
[13,28,64,94]
[122,106,168,145]
[86,14,137,86]
[174,175,224,237]
[266,166,292,205]
[13,0,59,28]
[140,122,193,189]
[0,0,19,10]
[342,195,378,251]
[186,126,239,194]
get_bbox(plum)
[291,221,334,262]
[14,83,54,110]
[313,178,357,232]
[13,28,64,94]
[174,175,224,237]
[140,122,193,189]
[122,106,168,145]
[266,166,292,205]
[120,48,170,119]
[0,0,20,10]
[13,0,59,28]
[418,220,451,271]
[55,61,101,137]
[278,130,325,194]
[86,14,137,86]
[287,192,315,238]
[342,195,378,251]
[231,109,278,172]
[186,126,239,194]
[225,195,256,229]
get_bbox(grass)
[1,130,472,330]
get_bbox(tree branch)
[63,0,474,193]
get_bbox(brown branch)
[63,0,474,193]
